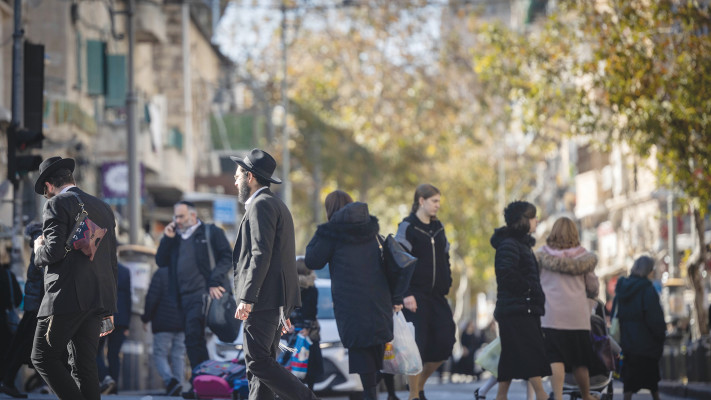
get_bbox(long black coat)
[304,202,393,349]
[490,227,545,320]
[615,275,665,359]
[233,189,300,313]
[34,187,118,318]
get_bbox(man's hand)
[404,295,417,313]
[209,286,225,300]
[164,222,176,238]
[235,302,252,320]
[100,316,115,337]
[282,318,293,335]
[33,234,45,254]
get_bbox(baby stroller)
[560,300,617,400]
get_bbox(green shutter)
[168,128,183,151]
[86,40,106,95]
[105,54,127,108]
[75,32,82,91]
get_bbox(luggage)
[192,359,247,399]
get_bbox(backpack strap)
[64,192,88,254]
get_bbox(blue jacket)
[614,275,666,359]
[114,263,132,328]
[141,267,184,333]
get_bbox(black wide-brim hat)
[230,149,282,184]
[34,156,75,194]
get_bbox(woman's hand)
[404,295,417,312]
[393,304,403,313]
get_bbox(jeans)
[153,331,186,386]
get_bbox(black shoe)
[166,378,181,396]
[182,390,196,399]
[0,383,29,398]
[474,388,485,400]
[419,391,428,400]
[387,395,400,400]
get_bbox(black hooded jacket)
[490,227,545,319]
[304,202,393,349]
[395,213,452,296]
[614,275,666,359]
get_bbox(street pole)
[126,0,141,244]
[281,1,291,209]
[668,177,677,277]
[9,0,24,274]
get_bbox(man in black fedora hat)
[30,156,118,400]
[231,149,317,400]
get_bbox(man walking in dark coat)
[155,200,232,372]
[232,149,317,400]
[30,156,118,400]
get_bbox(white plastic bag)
[474,337,500,378]
[382,312,423,375]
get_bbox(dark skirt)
[402,292,456,362]
[542,328,593,372]
[622,354,661,393]
[348,344,385,374]
[497,315,552,381]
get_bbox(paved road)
[5,379,695,400]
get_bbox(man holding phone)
[155,200,232,378]
[31,156,118,400]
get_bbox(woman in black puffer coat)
[490,201,551,400]
[305,191,397,400]
[395,183,456,400]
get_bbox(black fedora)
[230,149,282,184]
[34,156,75,194]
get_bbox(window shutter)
[86,40,106,96]
[105,54,127,108]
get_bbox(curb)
[658,380,711,399]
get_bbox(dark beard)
[238,179,250,204]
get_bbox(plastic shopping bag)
[382,312,423,375]
[287,334,311,379]
[474,337,501,378]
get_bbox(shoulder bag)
[64,192,107,261]
[204,224,241,343]
[377,234,417,297]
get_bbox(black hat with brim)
[230,149,282,184]
[34,157,75,194]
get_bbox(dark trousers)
[243,308,317,400]
[180,292,209,370]
[96,327,127,381]
[2,310,39,386]
[31,309,102,400]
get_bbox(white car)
[207,278,363,400]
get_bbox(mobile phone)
[100,317,114,334]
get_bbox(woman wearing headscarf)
[614,256,665,400]
[536,217,599,400]
[305,190,398,400]
[490,201,551,400]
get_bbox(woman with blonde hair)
[536,217,599,400]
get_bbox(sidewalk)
[659,380,711,400]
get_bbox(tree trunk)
[687,207,708,337]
